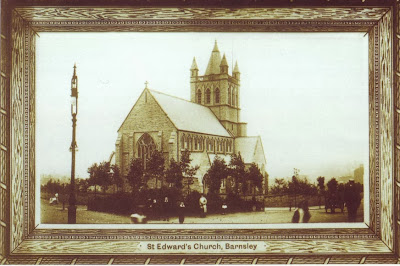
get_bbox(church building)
[115,41,268,194]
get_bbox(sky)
[36,32,369,183]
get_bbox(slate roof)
[235,136,261,164]
[149,89,231,137]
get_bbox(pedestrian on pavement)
[292,201,311,223]
[178,201,186,224]
[163,196,170,221]
[302,200,311,223]
[199,194,207,218]
[222,202,227,215]
[291,206,300,223]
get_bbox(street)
[41,199,363,224]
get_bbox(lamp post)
[68,64,78,224]
[293,168,300,209]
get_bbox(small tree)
[247,163,264,194]
[97,161,112,193]
[327,178,338,194]
[206,156,228,194]
[110,164,123,193]
[88,163,99,197]
[180,149,199,196]
[317,176,325,208]
[145,150,165,189]
[229,153,246,195]
[165,158,183,189]
[270,178,288,195]
[126,158,144,194]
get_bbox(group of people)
[131,194,210,224]
[291,180,362,223]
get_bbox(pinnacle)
[191,57,199,70]
[220,54,228,66]
[233,61,240,73]
[212,40,219,52]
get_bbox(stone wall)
[116,89,177,175]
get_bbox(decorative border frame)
[0,1,399,264]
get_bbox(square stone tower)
[190,41,247,137]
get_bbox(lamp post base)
[68,205,77,224]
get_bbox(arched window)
[232,88,236,106]
[236,92,239,107]
[137,133,156,165]
[188,136,192,150]
[181,135,185,149]
[215,88,220,104]
[196,89,202,104]
[228,87,231,105]
[199,137,203,150]
[206,88,211,104]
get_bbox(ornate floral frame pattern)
[0,0,399,264]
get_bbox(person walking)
[199,195,207,218]
[302,200,311,223]
[163,196,170,221]
[178,201,186,224]
[291,201,311,223]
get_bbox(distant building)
[353,165,364,184]
[115,41,268,194]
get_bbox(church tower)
[190,41,247,137]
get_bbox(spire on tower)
[220,54,228,67]
[233,61,240,80]
[73,63,77,77]
[212,40,219,52]
[220,53,229,74]
[233,61,240,73]
[190,57,199,70]
[205,40,222,75]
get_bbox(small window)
[206,89,211,104]
[215,88,220,104]
[228,87,231,105]
[232,88,236,106]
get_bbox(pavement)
[41,199,363,224]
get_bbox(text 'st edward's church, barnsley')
[114,41,268,194]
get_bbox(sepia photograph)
[37,32,368,225]
[2,2,399,263]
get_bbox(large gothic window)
[206,88,211,104]
[228,87,231,105]
[196,89,202,104]
[137,133,156,166]
[215,88,220,104]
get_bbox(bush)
[206,193,223,214]
[184,191,201,215]
[87,192,135,215]
[225,193,244,213]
